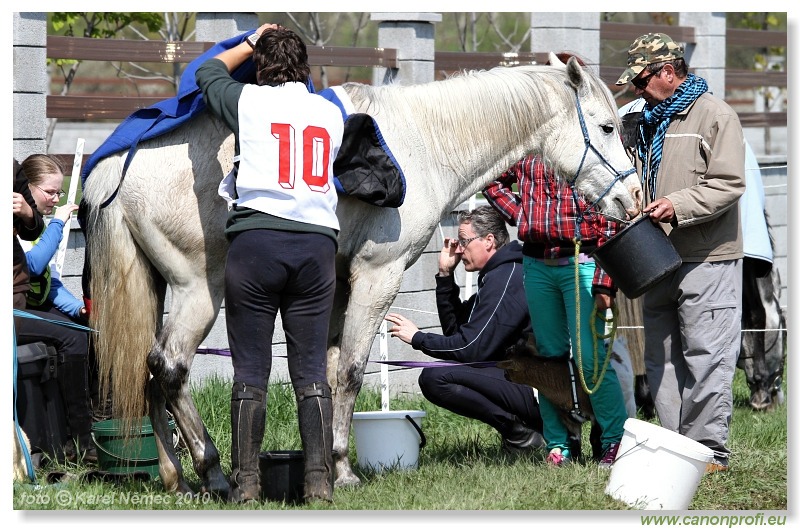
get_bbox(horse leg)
[739,258,772,411]
[758,269,786,408]
[146,282,229,498]
[634,375,656,420]
[146,377,192,493]
[330,263,405,487]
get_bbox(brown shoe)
[705,458,730,473]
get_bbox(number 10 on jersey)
[272,123,332,193]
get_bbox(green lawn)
[13,368,787,514]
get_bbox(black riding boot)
[296,382,334,503]
[230,382,266,503]
[57,355,97,464]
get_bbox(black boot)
[230,382,266,503]
[296,382,334,503]
[57,355,97,464]
[501,418,545,453]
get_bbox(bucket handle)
[602,211,653,228]
[91,433,158,464]
[405,414,427,450]
[613,438,649,466]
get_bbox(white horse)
[82,55,642,495]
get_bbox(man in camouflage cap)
[615,32,684,86]
[617,31,745,476]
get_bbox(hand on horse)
[438,238,462,275]
[385,313,419,344]
[52,202,79,223]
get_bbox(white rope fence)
[617,325,787,333]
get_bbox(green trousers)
[523,256,627,452]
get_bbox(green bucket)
[91,416,175,480]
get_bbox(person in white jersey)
[196,23,343,504]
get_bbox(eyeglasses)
[456,235,481,249]
[631,65,664,91]
[34,185,65,200]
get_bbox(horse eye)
[601,124,614,134]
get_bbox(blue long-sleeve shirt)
[23,219,84,318]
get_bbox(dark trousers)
[14,307,88,361]
[225,229,336,391]
[418,365,543,438]
[14,306,93,445]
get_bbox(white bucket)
[605,418,714,510]
[351,410,426,471]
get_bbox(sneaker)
[598,442,620,469]
[545,448,572,466]
[705,457,730,474]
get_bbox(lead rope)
[571,237,617,395]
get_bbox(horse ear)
[565,56,584,91]
[548,52,565,67]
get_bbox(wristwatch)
[246,32,260,49]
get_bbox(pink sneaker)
[598,442,620,469]
[546,448,572,466]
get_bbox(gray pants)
[643,259,742,459]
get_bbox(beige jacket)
[636,92,745,262]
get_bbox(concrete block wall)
[530,12,600,67]
[371,12,441,86]
[759,155,789,314]
[679,12,727,97]
[13,12,48,160]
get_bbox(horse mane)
[344,63,615,186]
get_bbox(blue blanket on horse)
[82,31,405,208]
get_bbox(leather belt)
[533,253,594,267]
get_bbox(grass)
[12,369,787,513]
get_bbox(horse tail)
[84,160,159,432]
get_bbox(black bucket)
[591,214,682,299]
[259,450,305,503]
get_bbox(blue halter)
[568,93,636,240]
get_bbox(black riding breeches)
[418,364,543,437]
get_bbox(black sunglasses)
[631,65,664,90]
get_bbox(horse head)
[542,56,643,222]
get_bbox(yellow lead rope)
[572,238,617,395]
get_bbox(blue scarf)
[637,74,708,200]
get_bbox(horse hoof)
[334,472,361,488]
[202,480,231,501]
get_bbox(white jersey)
[234,81,343,230]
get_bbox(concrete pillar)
[678,12,726,96]
[530,12,601,70]
[13,12,48,162]
[370,12,441,86]
[195,12,259,42]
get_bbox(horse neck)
[347,70,572,204]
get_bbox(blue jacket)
[411,241,531,363]
[24,219,84,318]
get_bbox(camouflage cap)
[615,33,684,85]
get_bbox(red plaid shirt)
[483,155,619,293]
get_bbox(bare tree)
[486,13,531,53]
